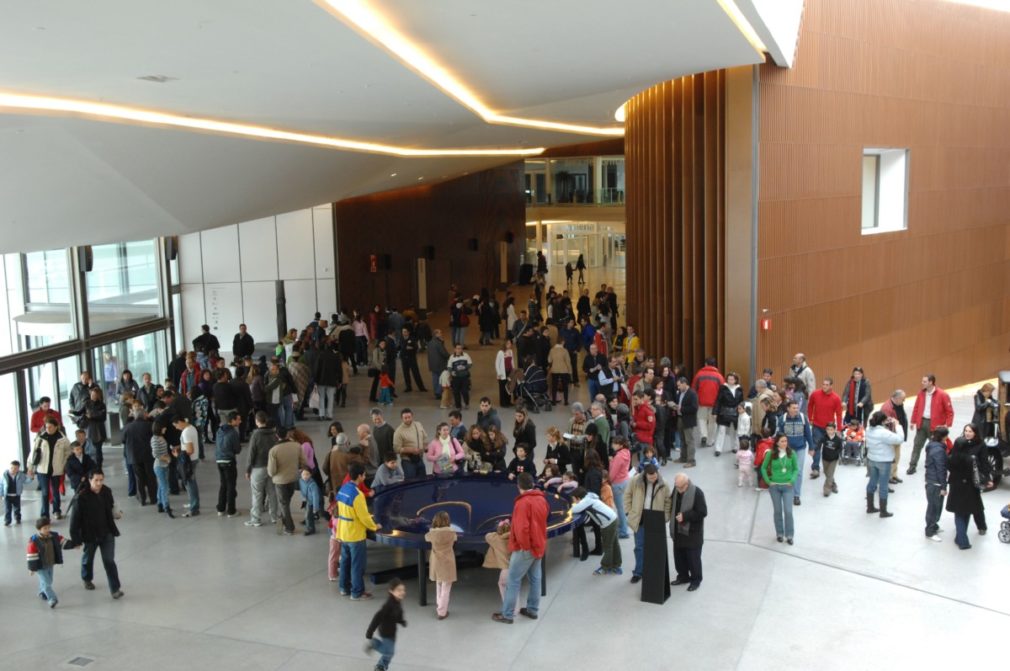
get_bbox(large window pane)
[86,240,162,334]
[56,355,81,424]
[0,373,21,465]
[0,250,76,355]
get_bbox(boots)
[590,524,603,556]
[866,493,879,514]
[165,505,175,519]
[879,500,893,518]
[573,527,589,561]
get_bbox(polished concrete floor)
[2,272,1007,670]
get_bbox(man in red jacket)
[691,358,724,448]
[806,378,843,479]
[493,472,548,624]
[907,374,953,475]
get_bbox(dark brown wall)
[758,0,1010,394]
[335,162,525,313]
[625,71,726,373]
[540,138,624,158]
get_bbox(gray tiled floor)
[2,284,1007,670]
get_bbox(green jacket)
[763,450,798,485]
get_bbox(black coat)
[715,385,744,426]
[70,485,120,543]
[672,486,707,549]
[122,418,154,466]
[946,438,988,516]
[314,348,343,387]
[513,420,537,458]
[232,332,255,359]
[676,388,699,429]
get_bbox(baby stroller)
[516,363,552,413]
[999,505,1010,544]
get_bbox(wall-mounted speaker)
[422,245,435,260]
[504,232,515,244]
[77,245,93,272]
[379,254,393,270]
[467,238,479,251]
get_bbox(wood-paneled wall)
[758,0,1010,395]
[334,163,525,314]
[625,71,726,374]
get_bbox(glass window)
[86,240,162,334]
[0,373,21,465]
[861,148,908,235]
[91,330,167,414]
[56,355,81,424]
[0,250,76,355]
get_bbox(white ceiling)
[0,0,800,253]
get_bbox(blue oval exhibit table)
[370,475,575,605]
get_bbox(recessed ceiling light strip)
[317,0,624,137]
[0,91,545,157]
[715,0,769,58]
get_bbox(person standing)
[841,367,872,426]
[446,343,473,410]
[712,373,744,457]
[625,464,671,584]
[865,411,905,518]
[426,329,450,402]
[691,358,724,448]
[946,425,992,550]
[313,341,342,422]
[880,389,909,484]
[924,426,949,541]
[670,473,707,591]
[548,337,572,405]
[337,464,380,599]
[122,409,156,506]
[674,377,700,467]
[172,416,201,517]
[215,411,242,517]
[70,470,124,599]
[493,472,548,624]
[763,435,798,544]
[907,375,954,476]
[232,323,255,361]
[398,328,427,393]
[393,409,428,479]
[244,412,277,527]
[29,397,63,435]
[28,418,70,519]
[192,324,221,359]
[82,388,108,468]
[68,372,96,431]
[789,353,816,399]
[495,340,516,409]
[777,401,813,506]
[267,428,306,536]
[806,378,843,479]
[582,343,606,401]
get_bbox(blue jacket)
[561,327,581,353]
[777,413,812,451]
[215,425,242,462]
[924,440,948,487]
[298,477,323,511]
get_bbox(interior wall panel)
[757,0,1010,396]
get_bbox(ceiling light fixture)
[316,0,624,137]
[614,103,627,123]
[0,91,545,157]
[715,0,769,58]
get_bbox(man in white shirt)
[172,416,201,517]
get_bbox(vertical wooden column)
[625,71,726,374]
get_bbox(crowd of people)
[10,278,1010,670]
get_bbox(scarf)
[674,483,697,536]
[847,379,857,415]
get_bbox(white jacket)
[865,424,905,463]
[495,349,514,381]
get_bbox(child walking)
[483,519,511,601]
[299,468,323,536]
[570,487,622,575]
[378,368,395,407]
[424,511,458,620]
[736,439,755,487]
[365,578,407,671]
[819,423,843,497]
[27,516,63,608]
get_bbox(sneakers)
[217,512,224,517]
[906,466,916,475]
[49,599,58,609]
[491,613,513,624]
[227,512,241,518]
[244,520,262,527]
[793,497,801,506]
[809,471,819,480]
[518,608,538,620]
[611,567,624,575]
[112,590,125,600]
[630,575,642,584]
[927,535,942,542]
[350,592,373,601]
[83,581,95,591]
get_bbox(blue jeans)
[502,549,541,619]
[370,636,395,670]
[279,395,294,430]
[632,525,645,577]
[768,484,794,538]
[36,474,61,517]
[792,448,806,497]
[154,462,170,508]
[810,426,826,471]
[866,460,890,502]
[36,566,57,604]
[81,535,121,593]
[611,480,630,537]
[587,378,599,401]
[954,513,971,549]
[432,372,442,399]
[924,484,944,537]
[180,459,200,513]
[401,459,425,479]
[339,540,367,597]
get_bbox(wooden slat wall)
[758,0,1010,396]
[626,72,726,374]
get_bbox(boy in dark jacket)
[506,445,536,481]
[365,578,407,670]
[924,426,949,541]
[27,516,63,607]
[818,423,844,497]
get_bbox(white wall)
[178,204,338,350]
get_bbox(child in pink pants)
[483,520,511,600]
[424,512,458,619]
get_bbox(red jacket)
[691,366,725,407]
[807,389,842,429]
[509,489,549,558]
[910,387,954,429]
[633,403,656,444]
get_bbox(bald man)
[671,474,707,592]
